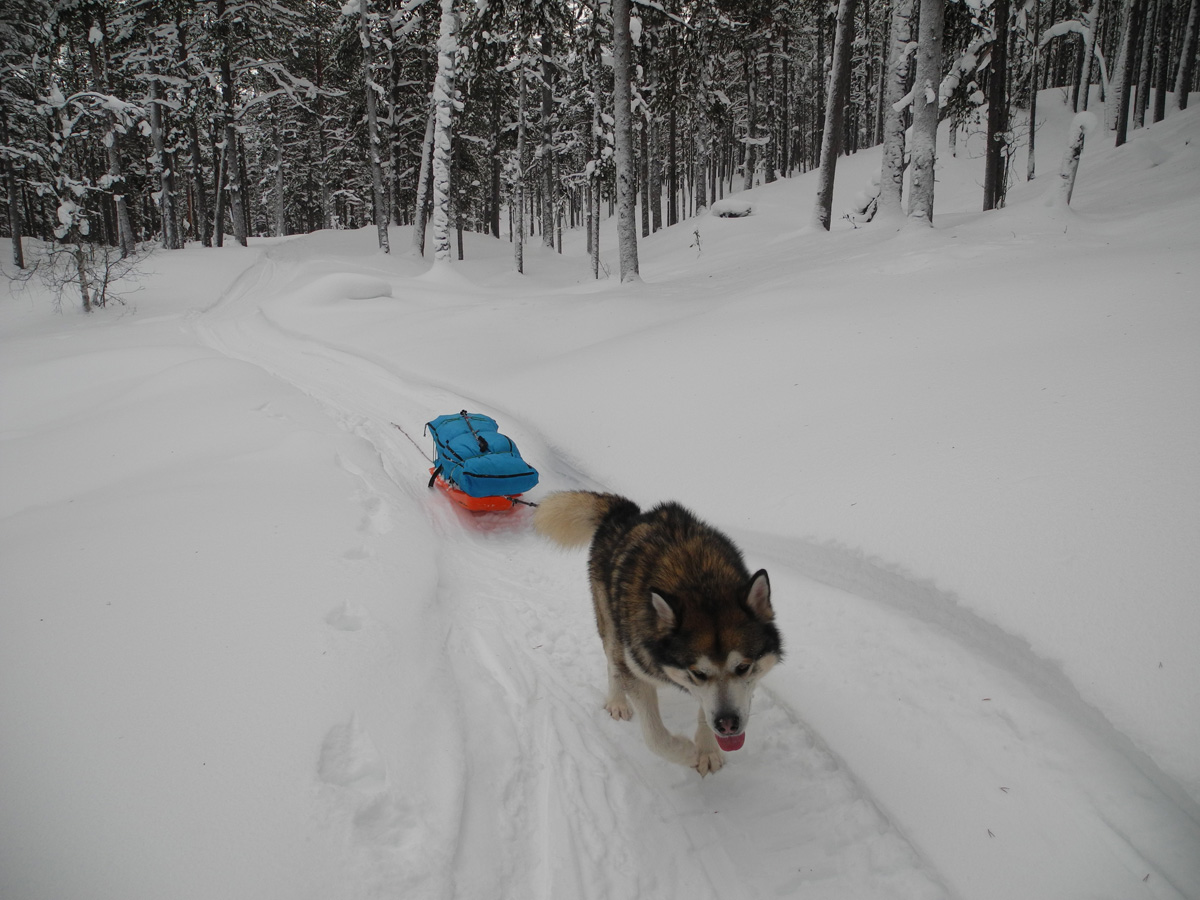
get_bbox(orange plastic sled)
[430,468,523,512]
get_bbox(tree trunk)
[213,132,227,247]
[541,33,556,249]
[1116,0,1145,145]
[765,39,777,184]
[813,0,858,230]
[983,0,1010,210]
[75,240,92,313]
[412,106,435,255]
[640,119,650,237]
[781,35,792,178]
[361,0,390,252]
[88,13,135,257]
[176,14,210,245]
[1057,114,1090,205]
[907,0,945,226]
[591,31,603,278]
[148,76,178,249]
[216,0,247,247]
[514,65,526,274]
[1153,0,1173,121]
[429,0,457,263]
[1,108,24,268]
[743,50,758,192]
[274,129,286,236]
[612,0,640,281]
[650,117,662,232]
[314,43,332,230]
[490,85,501,237]
[1029,16,1039,182]
[668,97,679,224]
[1108,0,1141,131]
[879,0,915,221]
[1079,0,1100,111]
[1134,0,1158,128]
[1174,0,1199,110]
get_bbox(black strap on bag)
[459,410,490,453]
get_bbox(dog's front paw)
[694,747,726,776]
[605,695,633,721]
[662,735,700,769]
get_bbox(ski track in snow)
[192,242,1198,900]
[194,244,953,899]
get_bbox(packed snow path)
[191,237,1200,900]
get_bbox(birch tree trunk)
[907,0,945,226]
[360,0,390,253]
[813,0,858,230]
[429,0,457,263]
[879,0,915,221]
[612,0,640,282]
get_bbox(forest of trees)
[1,0,1197,300]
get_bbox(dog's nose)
[715,715,740,735]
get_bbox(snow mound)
[710,197,754,218]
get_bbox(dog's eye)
[689,669,709,682]
[735,662,753,676]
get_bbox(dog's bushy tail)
[533,491,637,548]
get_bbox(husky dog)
[534,491,782,775]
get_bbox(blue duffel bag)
[425,411,540,498]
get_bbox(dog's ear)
[745,570,773,621]
[651,592,677,632]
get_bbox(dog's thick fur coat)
[534,491,782,775]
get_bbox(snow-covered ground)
[2,92,1198,900]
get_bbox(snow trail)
[192,244,955,899]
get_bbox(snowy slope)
[2,93,1198,900]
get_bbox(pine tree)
[908,0,945,226]
[1174,0,1199,110]
[813,0,858,231]
[878,0,915,222]
[360,0,390,252]
[612,0,640,282]
[983,0,1011,210]
[429,0,458,264]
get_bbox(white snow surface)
[3,94,1199,900]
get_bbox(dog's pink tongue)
[716,732,746,752]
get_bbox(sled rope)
[391,421,433,463]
